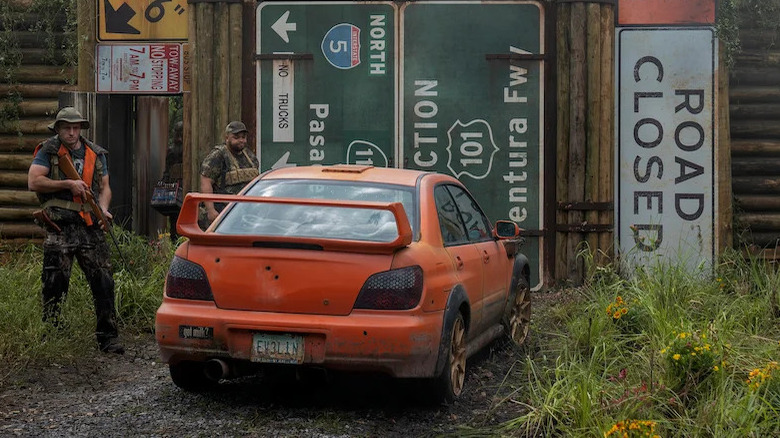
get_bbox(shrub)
[660,328,721,393]
[746,361,780,408]
[604,419,660,438]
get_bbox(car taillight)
[165,256,214,301]
[354,266,423,310]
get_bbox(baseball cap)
[225,121,248,135]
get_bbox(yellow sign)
[98,0,188,41]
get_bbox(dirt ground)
[0,292,557,438]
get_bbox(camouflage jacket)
[200,144,259,195]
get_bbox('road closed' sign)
[616,27,718,272]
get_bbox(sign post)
[400,1,545,288]
[256,2,397,170]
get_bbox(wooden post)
[598,5,615,263]
[77,0,96,92]
[718,40,733,254]
[214,4,230,135]
[196,3,215,190]
[585,4,601,264]
[187,2,198,193]
[555,3,571,281]
[567,3,587,282]
[229,2,244,122]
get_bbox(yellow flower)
[660,348,667,354]
[679,333,687,339]
[691,352,697,356]
[713,365,719,371]
[673,354,681,361]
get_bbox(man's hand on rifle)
[67,179,89,198]
[100,208,113,231]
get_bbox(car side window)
[445,185,492,242]
[434,185,469,246]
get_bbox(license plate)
[251,333,304,364]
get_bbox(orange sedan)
[155,165,531,402]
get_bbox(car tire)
[169,361,217,392]
[503,276,531,346]
[433,312,467,404]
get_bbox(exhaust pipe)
[204,358,230,381]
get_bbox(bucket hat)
[48,107,90,132]
[225,121,248,135]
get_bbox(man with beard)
[199,121,259,227]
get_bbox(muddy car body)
[155,165,531,402]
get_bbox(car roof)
[262,165,435,187]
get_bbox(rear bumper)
[155,300,444,378]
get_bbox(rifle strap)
[42,198,95,213]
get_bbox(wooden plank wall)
[185,0,244,194]
[0,1,76,244]
[730,24,780,258]
[555,1,615,284]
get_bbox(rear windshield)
[213,179,416,241]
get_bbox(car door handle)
[482,250,490,264]
[454,255,464,270]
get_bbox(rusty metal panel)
[617,0,715,26]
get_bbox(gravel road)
[0,329,533,438]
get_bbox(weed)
[0,229,173,382]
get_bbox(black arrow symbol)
[104,0,140,34]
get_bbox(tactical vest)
[34,136,107,225]
[217,145,259,191]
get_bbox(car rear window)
[213,179,416,241]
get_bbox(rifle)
[57,153,129,269]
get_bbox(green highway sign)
[257,2,396,170]
[401,1,544,287]
[256,1,545,287]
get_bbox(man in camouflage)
[27,107,123,354]
[199,121,259,227]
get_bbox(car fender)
[434,284,470,377]
[502,253,531,318]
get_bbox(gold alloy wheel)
[509,281,531,345]
[449,315,467,396]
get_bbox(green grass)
[493,250,780,437]
[0,226,173,382]
[2,232,778,436]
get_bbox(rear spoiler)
[176,193,413,254]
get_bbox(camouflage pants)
[41,222,118,344]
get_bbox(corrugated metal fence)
[730,24,780,258]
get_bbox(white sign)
[272,59,295,142]
[96,43,183,93]
[616,28,717,271]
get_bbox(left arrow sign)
[271,10,297,43]
[104,0,140,34]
